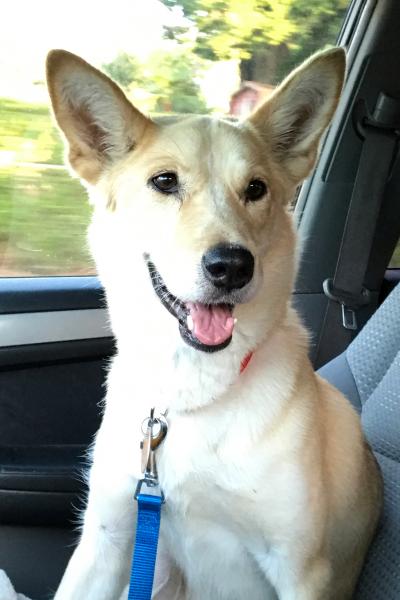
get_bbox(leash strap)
[128,410,168,600]
[128,487,163,600]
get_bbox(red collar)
[240,351,253,374]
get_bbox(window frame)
[0,0,371,351]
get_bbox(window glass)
[388,240,400,269]
[0,0,349,277]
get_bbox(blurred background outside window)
[0,0,350,276]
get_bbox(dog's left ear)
[248,47,345,184]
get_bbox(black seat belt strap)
[316,93,400,367]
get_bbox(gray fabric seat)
[319,283,400,599]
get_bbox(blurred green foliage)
[0,97,64,165]
[163,0,348,83]
[163,0,297,61]
[6,1,390,277]
[0,95,93,275]
[389,244,400,268]
[0,162,93,276]
[103,48,208,114]
[103,52,142,88]
[145,50,208,113]
[0,96,95,275]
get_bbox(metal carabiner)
[140,408,168,483]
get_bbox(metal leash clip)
[135,407,168,500]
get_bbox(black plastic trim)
[0,445,88,525]
[0,472,82,493]
[0,337,115,369]
[0,276,106,314]
[0,446,86,492]
[0,489,84,526]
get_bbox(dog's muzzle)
[145,258,236,353]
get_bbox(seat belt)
[315,92,400,368]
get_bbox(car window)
[388,239,400,269]
[0,0,349,277]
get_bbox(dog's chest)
[156,427,282,599]
[153,411,306,599]
[156,408,305,538]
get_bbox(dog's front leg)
[255,549,331,600]
[54,467,136,600]
[270,556,331,600]
[53,424,184,600]
[117,546,187,600]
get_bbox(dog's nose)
[202,244,254,291]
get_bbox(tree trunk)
[240,44,289,84]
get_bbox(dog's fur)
[47,47,382,600]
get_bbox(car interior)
[0,0,399,598]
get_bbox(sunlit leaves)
[162,0,348,66]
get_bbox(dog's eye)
[151,172,179,194]
[245,179,267,202]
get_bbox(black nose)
[202,243,254,291]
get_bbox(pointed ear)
[46,49,153,184]
[248,47,345,184]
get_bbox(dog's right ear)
[46,50,153,184]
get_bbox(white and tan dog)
[46,47,382,600]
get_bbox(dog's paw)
[118,584,128,600]
[0,570,33,600]
[0,570,18,600]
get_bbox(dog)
[46,47,383,599]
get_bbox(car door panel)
[0,278,112,598]
[0,339,112,525]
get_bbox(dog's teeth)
[187,315,194,331]
[234,318,238,325]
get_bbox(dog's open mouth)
[147,260,234,353]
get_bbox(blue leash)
[128,482,164,600]
[128,409,168,600]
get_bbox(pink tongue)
[186,302,234,346]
